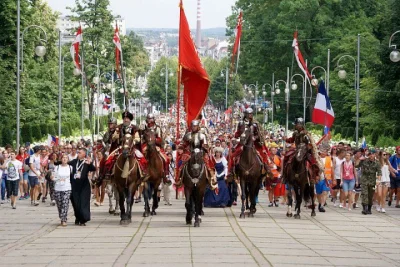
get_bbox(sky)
[46,0,237,29]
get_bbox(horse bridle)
[184,148,205,185]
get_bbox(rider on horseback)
[179,120,215,182]
[114,111,150,179]
[102,117,120,179]
[142,113,170,181]
[283,117,320,183]
[228,108,270,178]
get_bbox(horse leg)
[309,183,316,217]
[119,188,128,224]
[240,180,246,218]
[126,190,133,222]
[184,187,192,225]
[114,185,120,216]
[151,181,160,215]
[294,185,302,219]
[142,182,150,217]
[106,183,115,214]
[193,186,200,227]
[286,185,293,217]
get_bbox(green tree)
[31,125,42,141]
[146,57,178,110]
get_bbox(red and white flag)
[70,26,82,70]
[292,31,312,80]
[231,11,243,74]
[113,23,122,79]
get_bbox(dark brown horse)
[236,128,263,218]
[182,148,208,227]
[114,133,141,224]
[142,129,165,217]
[284,143,316,219]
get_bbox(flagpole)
[235,41,241,75]
[80,27,85,139]
[111,66,114,118]
[176,65,182,141]
[120,42,128,110]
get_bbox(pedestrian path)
[0,191,399,267]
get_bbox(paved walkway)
[1,190,400,267]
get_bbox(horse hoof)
[311,211,316,217]
[120,219,130,225]
[294,214,301,219]
[186,220,192,225]
[114,211,120,216]
[249,213,254,218]
[151,211,157,216]
[143,212,149,217]
[286,213,293,217]
[201,210,204,216]
[194,222,200,227]
[199,218,202,223]
[239,213,245,219]
[109,209,115,214]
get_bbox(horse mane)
[306,131,324,175]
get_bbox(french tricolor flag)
[312,81,334,128]
[47,134,59,147]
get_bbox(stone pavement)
[1,190,400,267]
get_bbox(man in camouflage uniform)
[355,149,381,215]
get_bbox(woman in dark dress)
[69,148,96,226]
[204,147,230,207]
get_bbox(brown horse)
[284,143,316,219]
[142,129,165,217]
[113,133,141,224]
[182,148,208,227]
[236,128,264,218]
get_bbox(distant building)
[56,14,126,44]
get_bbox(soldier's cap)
[369,148,377,154]
[108,117,117,124]
[122,111,133,121]
[244,108,253,114]
[191,120,200,126]
[146,113,155,119]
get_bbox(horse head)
[188,148,204,178]
[143,129,156,148]
[295,143,308,162]
[240,128,254,147]
[122,133,134,158]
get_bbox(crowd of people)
[0,103,399,226]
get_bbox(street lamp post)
[246,82,258,115]
[310,66,327,87]
[275,67,290,138]
[389,30,400,62]
[160,61,174,113]
[336,34,361,146]
[220,67,229,109]
[290,73,306,121]
[17,0,48,149]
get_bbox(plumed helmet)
[122,111,134,121]
[244,108,253,114]
[146,113,155,120]
[108,117,117,124]
[294,117,304,125]
[191,120,200,126]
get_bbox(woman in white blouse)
[376,151,395,213]
[51,154,72,226]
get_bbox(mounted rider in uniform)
[102,117,119,180]
[114,111,150,179]
[283,117,321,184]
[178,120,215,184]
[228,108,270,178]
[142,113,170,179]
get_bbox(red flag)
[292,31,312,80]
[113,23,122,79]
[70,26,82,70]
[231,11,243,72]
[179,0,210,126]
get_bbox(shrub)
[48,123,56,136]
[31,125,42,141]
[40,123,49,136]
[1,127,13,147]
[393,126,400,140]
[371,130,380,146]
[84,118,91,129]
[21,124,32,144]
[334,126,342,135]
[62,124,71,138]
[347,128,355,141]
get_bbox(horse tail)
[303,182,311,202]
